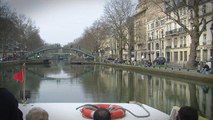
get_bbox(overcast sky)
[6,0,137,46]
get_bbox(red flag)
[13,67,23,82]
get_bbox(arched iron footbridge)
[25,44,96,60]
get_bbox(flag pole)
[22,63,26,102]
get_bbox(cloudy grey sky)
[6,0,137,46]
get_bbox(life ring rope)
[76,103,150,118]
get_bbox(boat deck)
[19,102,169,120]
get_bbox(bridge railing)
[26,44,60,58]
[62,47,96,58]
[25,45,96,59]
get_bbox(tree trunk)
[128,47,131,64]
[119,39,123,60]
[188,34,199,68]
[119,48,123,60]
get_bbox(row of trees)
[70,0,135,62]
[0,0,45,57]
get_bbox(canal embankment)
[0,59,50,67]
[92,62,213,84]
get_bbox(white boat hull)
[19,102,169,120]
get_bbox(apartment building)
[196,1,213,62]
[134,0,165,61]
[146,16,166,61]
[135,0,213,66]
[134,0,148,61]
[164,0,213,66]
[164,6,190,65]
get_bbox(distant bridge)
[25,44,96,59]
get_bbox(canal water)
[0,62,212,119]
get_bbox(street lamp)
[210,23,213,74]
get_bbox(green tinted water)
[0,62,212,119]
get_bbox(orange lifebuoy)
[80,104,126,119]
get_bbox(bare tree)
[104,0,135,60]
[73,28,96,52]
[0,0,45,56]
[127,16,134,63]
[21,18,44,50]
[152,0,213,68]
[90,19,110,53]
[0,1,20,57]
[80,28,96,51]
[73,19,110,56]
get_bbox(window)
[152,43,154,50]
[162,41,164,49]
[180,37,183,47]
[167,24,171,31]
[151,32,154,39]
[148,33,150,39]
[148,43,151,50]
[174,52,178,62]
[167,24,169,31]
[203,19,206,30]
[184,51,187,61]
[183,36,186,47]
[180,51,183,61]
[203,50,207,61]
[174,38,178,48]
[156,21,159,27]
[161,30,164,38]
[151,23,154,29]
[156,43,159,50]
[156,30,158,39]
[166,39,172,48]
[203,34,206,45]
[161,19,165,25]
[166,52,170,62]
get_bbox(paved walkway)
[151,64,212,74]
[139,63,213,84]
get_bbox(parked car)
[106,57,114,61]
[153,57,166,65]
[143,60,152,67]
[84,56,94,61]
[104,57,115,63]
[114,58,127,64]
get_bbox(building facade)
[134,0,213,66]
[134,0,148,61]
[146,16,166,61]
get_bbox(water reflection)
[0,63,212,119]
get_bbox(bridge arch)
[26,45,95,59]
